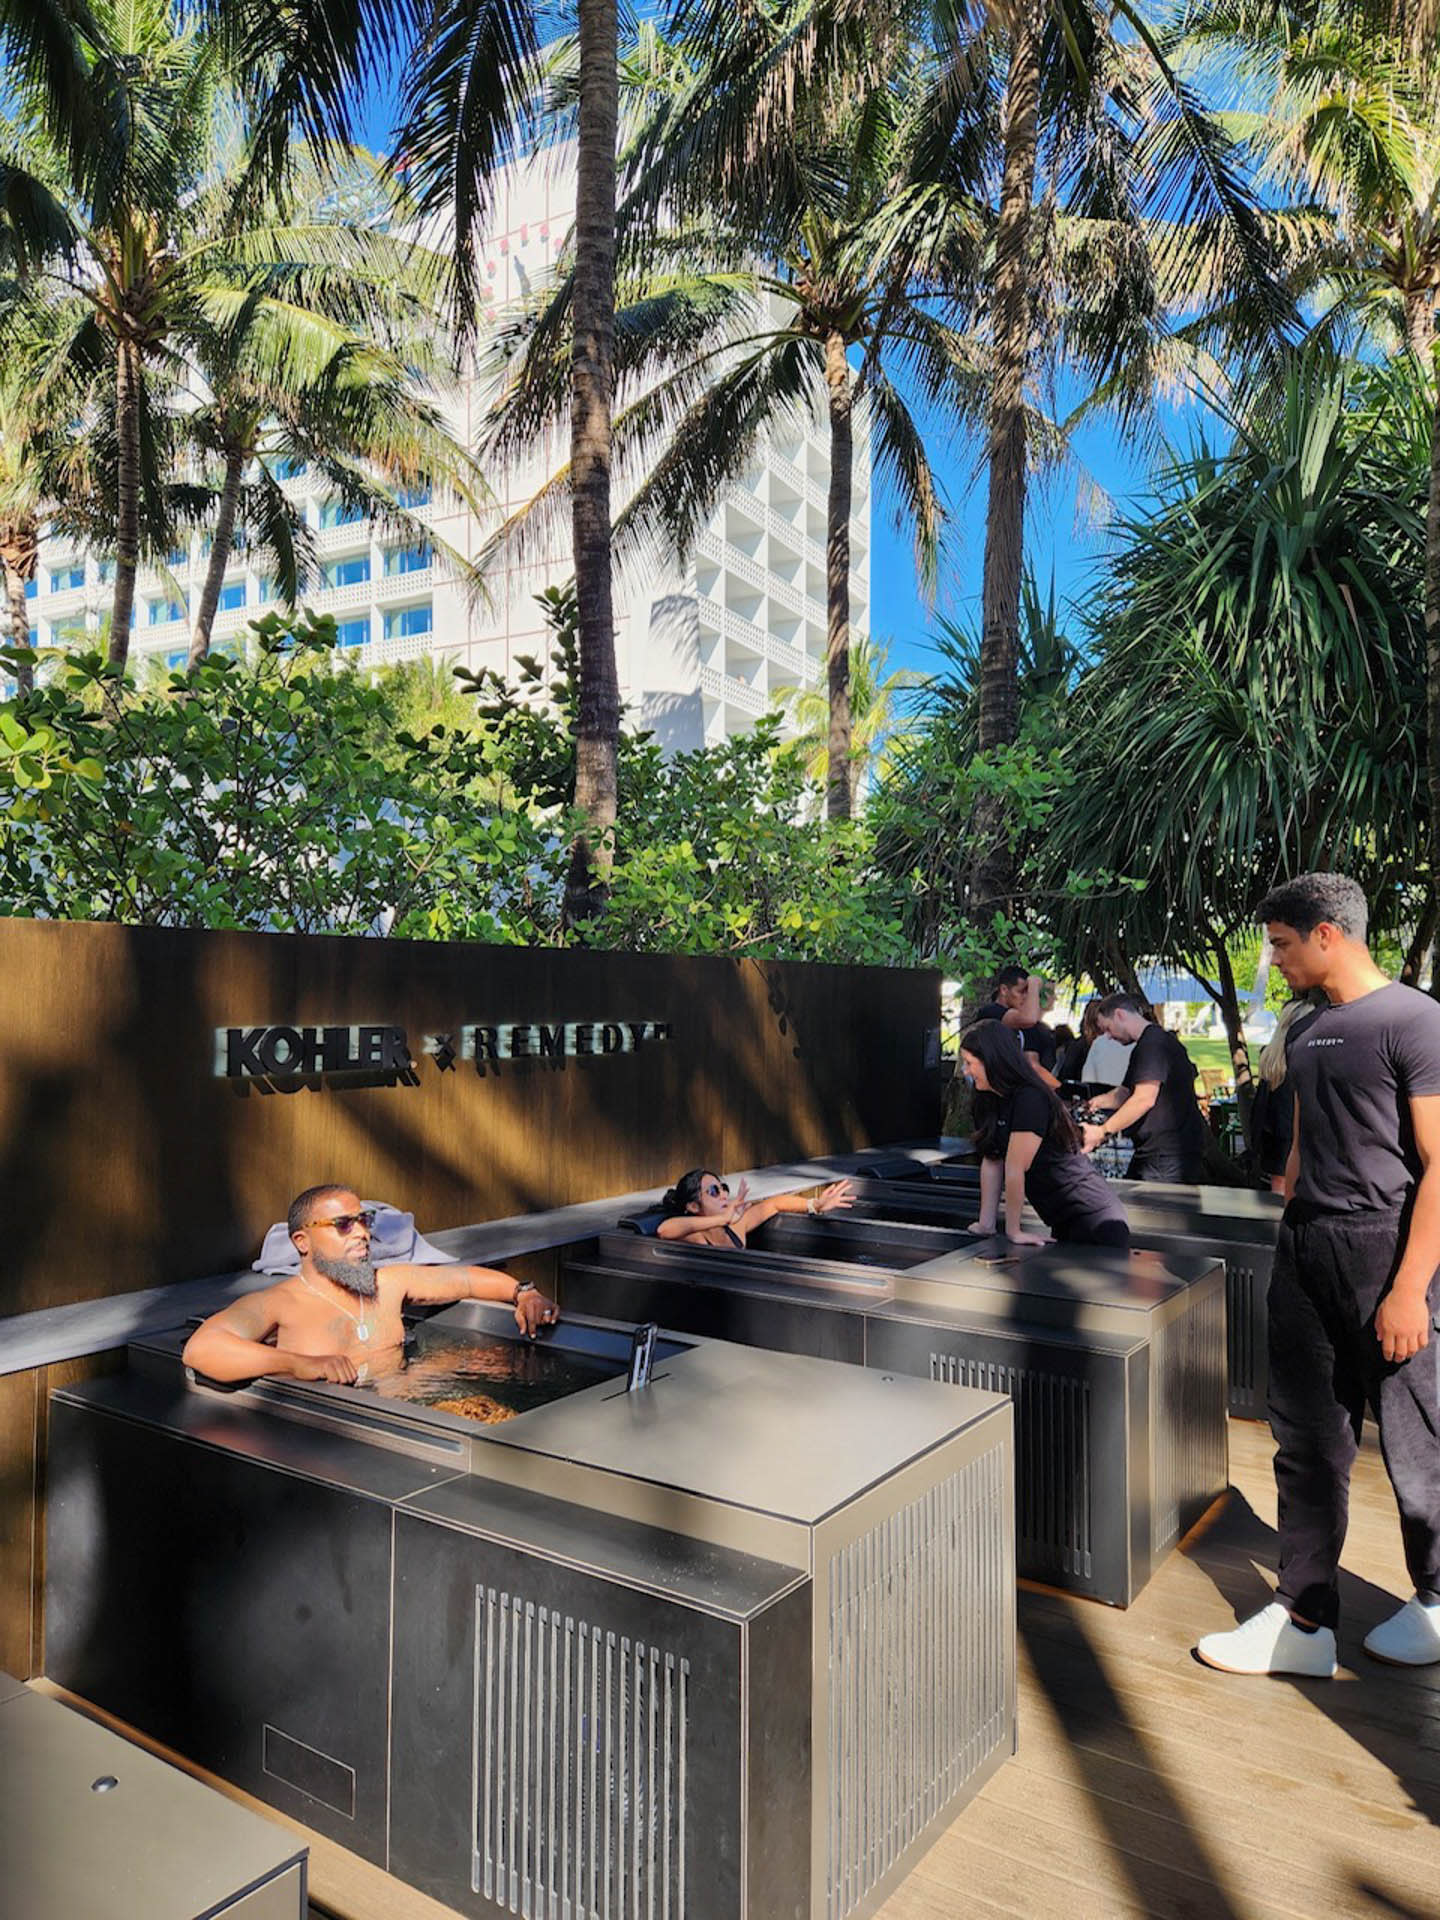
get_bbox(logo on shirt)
[1304,1037,1345,1048]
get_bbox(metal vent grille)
[1227,1261,1256,1394]
[472,1588,688,1920]
[1150,1285,1228,1555]
[826,1443,1011,1920]
[931,1353,1091,1578]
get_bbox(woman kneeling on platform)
[961,1021,1131,1249]
[657,1169,855,1247]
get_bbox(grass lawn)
[1183,1036,1236,1081]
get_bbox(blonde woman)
[1249,999,1319,1191]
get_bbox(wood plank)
[0,1368,37,1675]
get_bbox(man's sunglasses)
[306,1210,377,1234]
[700,1181,730,1199]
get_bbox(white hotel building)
[27,152,870,753]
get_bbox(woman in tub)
[656,1169,855,1247]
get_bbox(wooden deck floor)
[877,1416,1440,1920]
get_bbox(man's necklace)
[298,1272,373,1343]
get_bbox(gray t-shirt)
[1286,982,1440,1212]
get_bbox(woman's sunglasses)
[700,1181,730,1199]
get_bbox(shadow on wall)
[636,688,706,756]
[0,922,941,1312]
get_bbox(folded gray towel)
[254,1201,458,1276]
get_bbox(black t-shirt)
[986,1084,1128,1239]
[1122,1023,1207,1159]
[975,1003,1058,1072]
[1285,982,1440,1212]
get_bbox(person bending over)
[182,1184,559,1384]
[1197,873,1440,1677]
[1080,992,1208,1182]
[961,1020,1131,1249]
[656,1169,855,1248]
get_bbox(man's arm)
[1082,1081,1159,1152]
[181,1289,357,1384]
[1282,1092,1300,1203]
[1376,1094,1440,1362]
[394,1263,558,1337]
[999,977,1042,1031]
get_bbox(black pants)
[1127,1149,1203,1183]
[1061,1216,1131,1249]
[1268,1206,1440,1630]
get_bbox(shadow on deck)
[880,1418,1440,1920]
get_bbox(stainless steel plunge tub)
[44,1303,1015,1920]
[563,1228,1228,1608]
[848,1170,1279,1419]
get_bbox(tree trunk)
[970,0,1043,918]
[109,334,142,671]
[1213,940,1254,1135]
[565,0,621,928]
[1,516,38,695]
[1426,360,1440,1000]
[824,327,853,820]
[1401,886,1437,985]
[189,446,246,665]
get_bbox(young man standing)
[1197,873,1440,1676]
[1080,992,1208,1182]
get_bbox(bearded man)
[181,1184,558,1384]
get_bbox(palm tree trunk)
[1401,885,1437,985]
[1416,301,1440,999]
[1,518,37,694]
[189,447,246,666]
[824,328,853,821]
[971,0,1043,918]
[1213,939,1254,1133]
[109,334,142,671]
[565,0,621,927]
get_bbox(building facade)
[26,151,871,753]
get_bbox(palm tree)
[1040,352,1428,1094]
[0,16,486,674]
[1183,2,1440,972]
[965,0,1294,918]
[481,18,986,822]
[176,160,486,662]
[772,635,922,804]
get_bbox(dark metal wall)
[0,920,941,1319]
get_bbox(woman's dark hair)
[661,1169,715,1215]
[960,1021,1081,1157]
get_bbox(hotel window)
[147,598,185,625]
[383,544,430,576]
[323,555,370,588]
[335,617,369,648]
[319,498,365,529]
[24,578,36,599]
[383,604,432,640]
[396,483,431,508]
[49,565,85,593]
[273,455,306,480]
[217,582,245,612]
[166,546,188,568]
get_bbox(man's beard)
[313,1251,378,1298]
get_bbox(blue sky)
[353,69,1197,689]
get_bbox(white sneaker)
[1363,1595,1440,1667]
[1195,1602,1337,1677]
